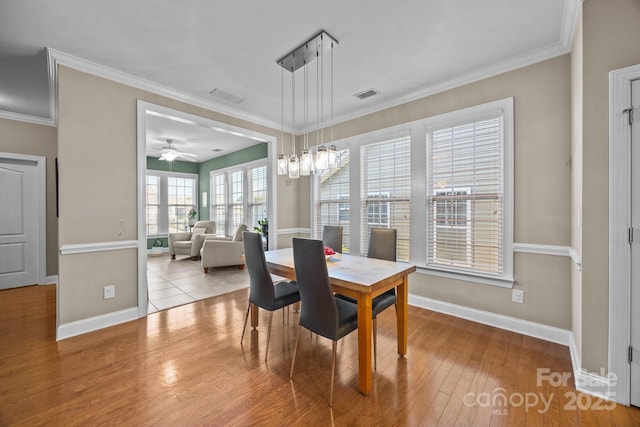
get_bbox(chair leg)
[290,325,302,379]
[265,311,274,361]
[240,303,250,344]
[373,317,377,371]
[330,340,337,407]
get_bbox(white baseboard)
[409,294,613,400]
[409,294,572,345]
[567,334,613,400]
[44,275,59,286]
[57,307,139,341]
[146,247,170,255]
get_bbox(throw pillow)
[233,224,248,242]
[190,227,207,241]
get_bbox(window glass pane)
[145,175,160,235]
[427,115,504,276]
[167,176,197,233]
[314,149,350,253]
[362,134,411,261]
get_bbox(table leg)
[251,303,259,328]
[397,276,409,356]
[356,294,373,395]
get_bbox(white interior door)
[631,78,640,407]
[0,157,40,289]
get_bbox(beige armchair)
[200,225,247,272]
[169,220,216,260]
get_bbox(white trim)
[49,49,284,133]
[277,228,311,235]
[0,110,56,127]
[147,247,170,255]
[137,101,149,317]
[409,294,572,345]
[414,267,514,288]
[560,0,583,50]
[608,63,640,406]
[45,275,59,286]
[513,242,572,257]
[59,240,139,255]
[56,307,139,340]
[46,47,57,125]
[409,293,613,400]
[568,247,583,271]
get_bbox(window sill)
[414,265,514,288]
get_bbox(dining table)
[259,247,417,395]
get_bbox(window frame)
[145,170,198,237]
[310,97,513,287]
[209,159,268,237]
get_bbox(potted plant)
[254,218,268,239]
[188,208,197,226]
[151,238,163,256]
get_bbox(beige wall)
[56,65,286,324]
[298,55,573,329]
[579,0,640,372]
[0,118,58,277]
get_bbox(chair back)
[193,220,216,234]
[367,228,397,262]
[243,231,275,309]
[322,225,343,253]
[292,238,339,339]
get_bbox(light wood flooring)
[2,283,640,425]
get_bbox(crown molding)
[0,109,56,127]
[47,48,286,133]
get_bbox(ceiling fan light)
[160,151,178,162]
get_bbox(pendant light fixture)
[276,30,338,176]
[277,65,288,175]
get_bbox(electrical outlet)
[103,285,115,299]
[512,289,524,304]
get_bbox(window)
[426,108,508,278]
[314,149,350,252]
[248,165,268,231]
[145,171,197,235]
[209,160,268,237]
[211,173,226,235]
[361,135,411,261]
[146,175,160,235]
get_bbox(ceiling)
[0,0,578,160]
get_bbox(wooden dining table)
[259,248,416,395]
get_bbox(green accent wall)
[147,236,168,249]
[197,143,268,220]
[147,157,199,174]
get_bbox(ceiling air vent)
[209,88,244,104]
[353,88,380,100]
[211,148,224,152]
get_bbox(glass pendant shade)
[288,154,300,179]
[300,150,313,176]
[277,154,288,175]
[328,144,337,167]
[315,145,329,171]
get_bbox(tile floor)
[146,253,250,313]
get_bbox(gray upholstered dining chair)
[337,227,397,369]
[322,225,343,253]
[241,231,300,361]
[289,238,358,407]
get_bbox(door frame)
[0,152,47,286]
[609,63,640,406]
[135,101,278,318]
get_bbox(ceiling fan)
[154,139,198,162]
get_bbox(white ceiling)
[0,0,578,160]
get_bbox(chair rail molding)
[59,240,139,255]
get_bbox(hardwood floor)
[2,284,639,426]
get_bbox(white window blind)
[145,175,160,235]
[426,112,504,276]
[361,134,411,261]
[315,148,350,253]
[229,170,244,232]
[248,165,268,230]
[211,173,226,235]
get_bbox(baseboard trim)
[146,247,170,255]
[409,294,615,400]
[409,294,572,346]
[44,275,59,286]
[567,334,613,400]
[57,307,139,341]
